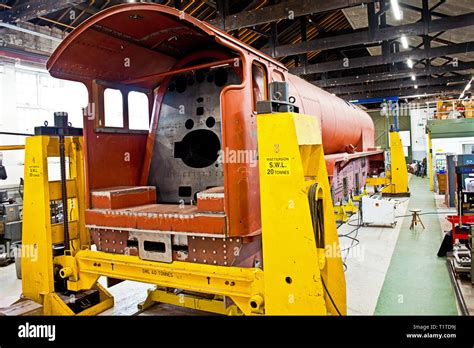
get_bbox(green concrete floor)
[374,176,458,315]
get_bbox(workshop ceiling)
[1,0,473,100]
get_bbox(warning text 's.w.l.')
[265,157,291,176]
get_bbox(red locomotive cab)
[46,3,380,264]
[47,3,286,263]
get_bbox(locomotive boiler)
[46,4,382,271]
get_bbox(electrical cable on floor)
[342,215,362,264]
[347,219,363,227]
[336,206,365,270]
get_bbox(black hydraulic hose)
[308,183,325,249]
[59,134,69,251]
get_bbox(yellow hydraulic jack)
[334,197,360,223]
[20,112,346,316]
[21,115,114,315]
[366,131,410,197]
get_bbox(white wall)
[410,107,435,161]
[0,60,88,188]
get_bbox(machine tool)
[0,192,22,265]
[0,153,22,265]
[449,164,474,277]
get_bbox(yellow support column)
[427,132,434,191]
[22,136,56,303]
[381,131,409,196]
[257,112,346,315]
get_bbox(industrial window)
[252,62,267,110]
[128,91,150,130]
[104,88,124,128]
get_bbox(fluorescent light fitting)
[400,35,409,49]
[390,0,403,20]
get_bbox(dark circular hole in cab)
[174,129,221,169]
[206,116,216,128]
[185,119,194,130]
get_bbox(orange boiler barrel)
[287,74,375,155]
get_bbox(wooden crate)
[437,173,447,194]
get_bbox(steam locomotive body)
[46,3,383,268]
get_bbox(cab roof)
[47,3,286,89]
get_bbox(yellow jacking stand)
[334,198,360,223]
[257,112,346,315]
[20,113,346,316]
[366,131,409,196]
[21,135,114,315]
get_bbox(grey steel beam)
[343,85,465,101]
[263,12,474,58]
[313,61,474,87]
[326,74,470,95]
[3,0,85,23]
[291,41,474,75]
[208,0,375,31]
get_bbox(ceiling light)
[414,85,418,89]
[407,59,413,68]
[411,74,416,81]
[400,35,409,49]
[390,0,403,20]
